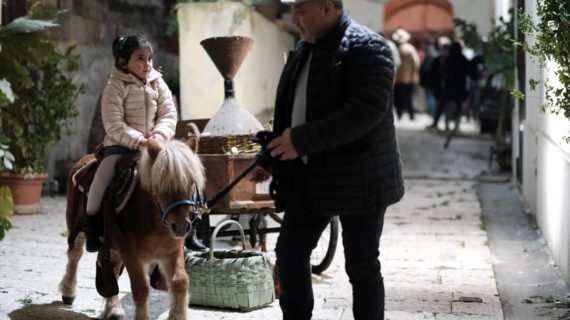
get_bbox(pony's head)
[139,139,205,239]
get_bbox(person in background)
[426,36,451,130]
[392,28,420,120]
[250,0,405,319]
[429,40,476,131]
[419,38,438,118]
[386,37,401,72]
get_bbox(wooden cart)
[176,120,338,274]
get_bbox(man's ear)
[323,0,334,15]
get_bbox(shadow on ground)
[8,301,94,319]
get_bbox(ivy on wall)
[514,0,570,134]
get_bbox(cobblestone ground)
[0,115,503,319]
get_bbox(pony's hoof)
[106,309,125,320]
[62,295,75,305]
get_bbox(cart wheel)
[311,216,339,274]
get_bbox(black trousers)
[275,163,386,320]
[432,97,463,129]
[394,83,415,120]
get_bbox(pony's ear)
[186,137,198,153]
[185,122,200,153]
[146,139,162,159]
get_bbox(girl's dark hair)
[112,35,153,70]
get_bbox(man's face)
[291,0,329,44]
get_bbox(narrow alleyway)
[0,114,567,319]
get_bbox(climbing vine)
[513,0,570,128]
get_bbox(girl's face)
[127,46,153,81]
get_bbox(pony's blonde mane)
[139,140,205,196]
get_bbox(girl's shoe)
[84,214,103,252]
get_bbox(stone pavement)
[0,114,548,320]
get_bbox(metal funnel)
[200,36,254,81]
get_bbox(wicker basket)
[185,220,275,311]
[198,135,259,155]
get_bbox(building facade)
[512,0,570,284]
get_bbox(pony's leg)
[124,259,151,320]
[59,233,85,305]
[103,251,125,320]
[161,251,189,320]
[103,295,124,320]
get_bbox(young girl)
[84,35,177,252]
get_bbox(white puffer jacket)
[101,66,177,149]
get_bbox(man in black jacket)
[252,0,404,319]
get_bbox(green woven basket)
[185,220,275,311]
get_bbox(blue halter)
[160,199,196,224]
[160,186,205,225]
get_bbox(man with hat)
[252,1,404,319]
[392,27,420,120]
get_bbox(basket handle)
[209,220,247,260]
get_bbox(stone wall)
[40,0,178,186]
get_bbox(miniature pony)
[59,139,205,320]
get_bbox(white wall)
[494,0,512,25]
[178,1,294,124]
[449,0,494,39]
[518,0,570,283]
[344,0,384,32]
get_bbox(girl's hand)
[138,138,148,150]
[150,133,165,141]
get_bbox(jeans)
[275,165,386,320]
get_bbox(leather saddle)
[71,151,139,297]
[72,152,139,213]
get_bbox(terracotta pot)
[0,173,48,214]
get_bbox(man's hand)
[268,128,299,160]
[247,166,272,183]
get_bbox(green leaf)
[511,89,525,101]
[0,17,58,35]
[5,151,15,162]
[0,186,14,219]
[4,158,13,170]
[0,79,14,103]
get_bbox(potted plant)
[0,4,80,214]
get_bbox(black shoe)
[84,214,103,252]
[185,228,207,252]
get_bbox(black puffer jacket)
[272,14,404,215]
